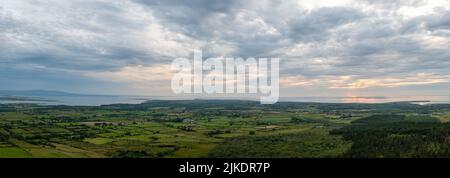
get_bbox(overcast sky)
[1,0,450,97]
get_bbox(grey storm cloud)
[1,0,450,94]
[288,7,365,42]
[426,10,450,31]
[132,0,241,41]
[0,0,170,71]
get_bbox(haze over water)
[1,94,450,106]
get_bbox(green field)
[0,100,450,158]
[0,147,32,158]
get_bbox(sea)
[1,95,450,106]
